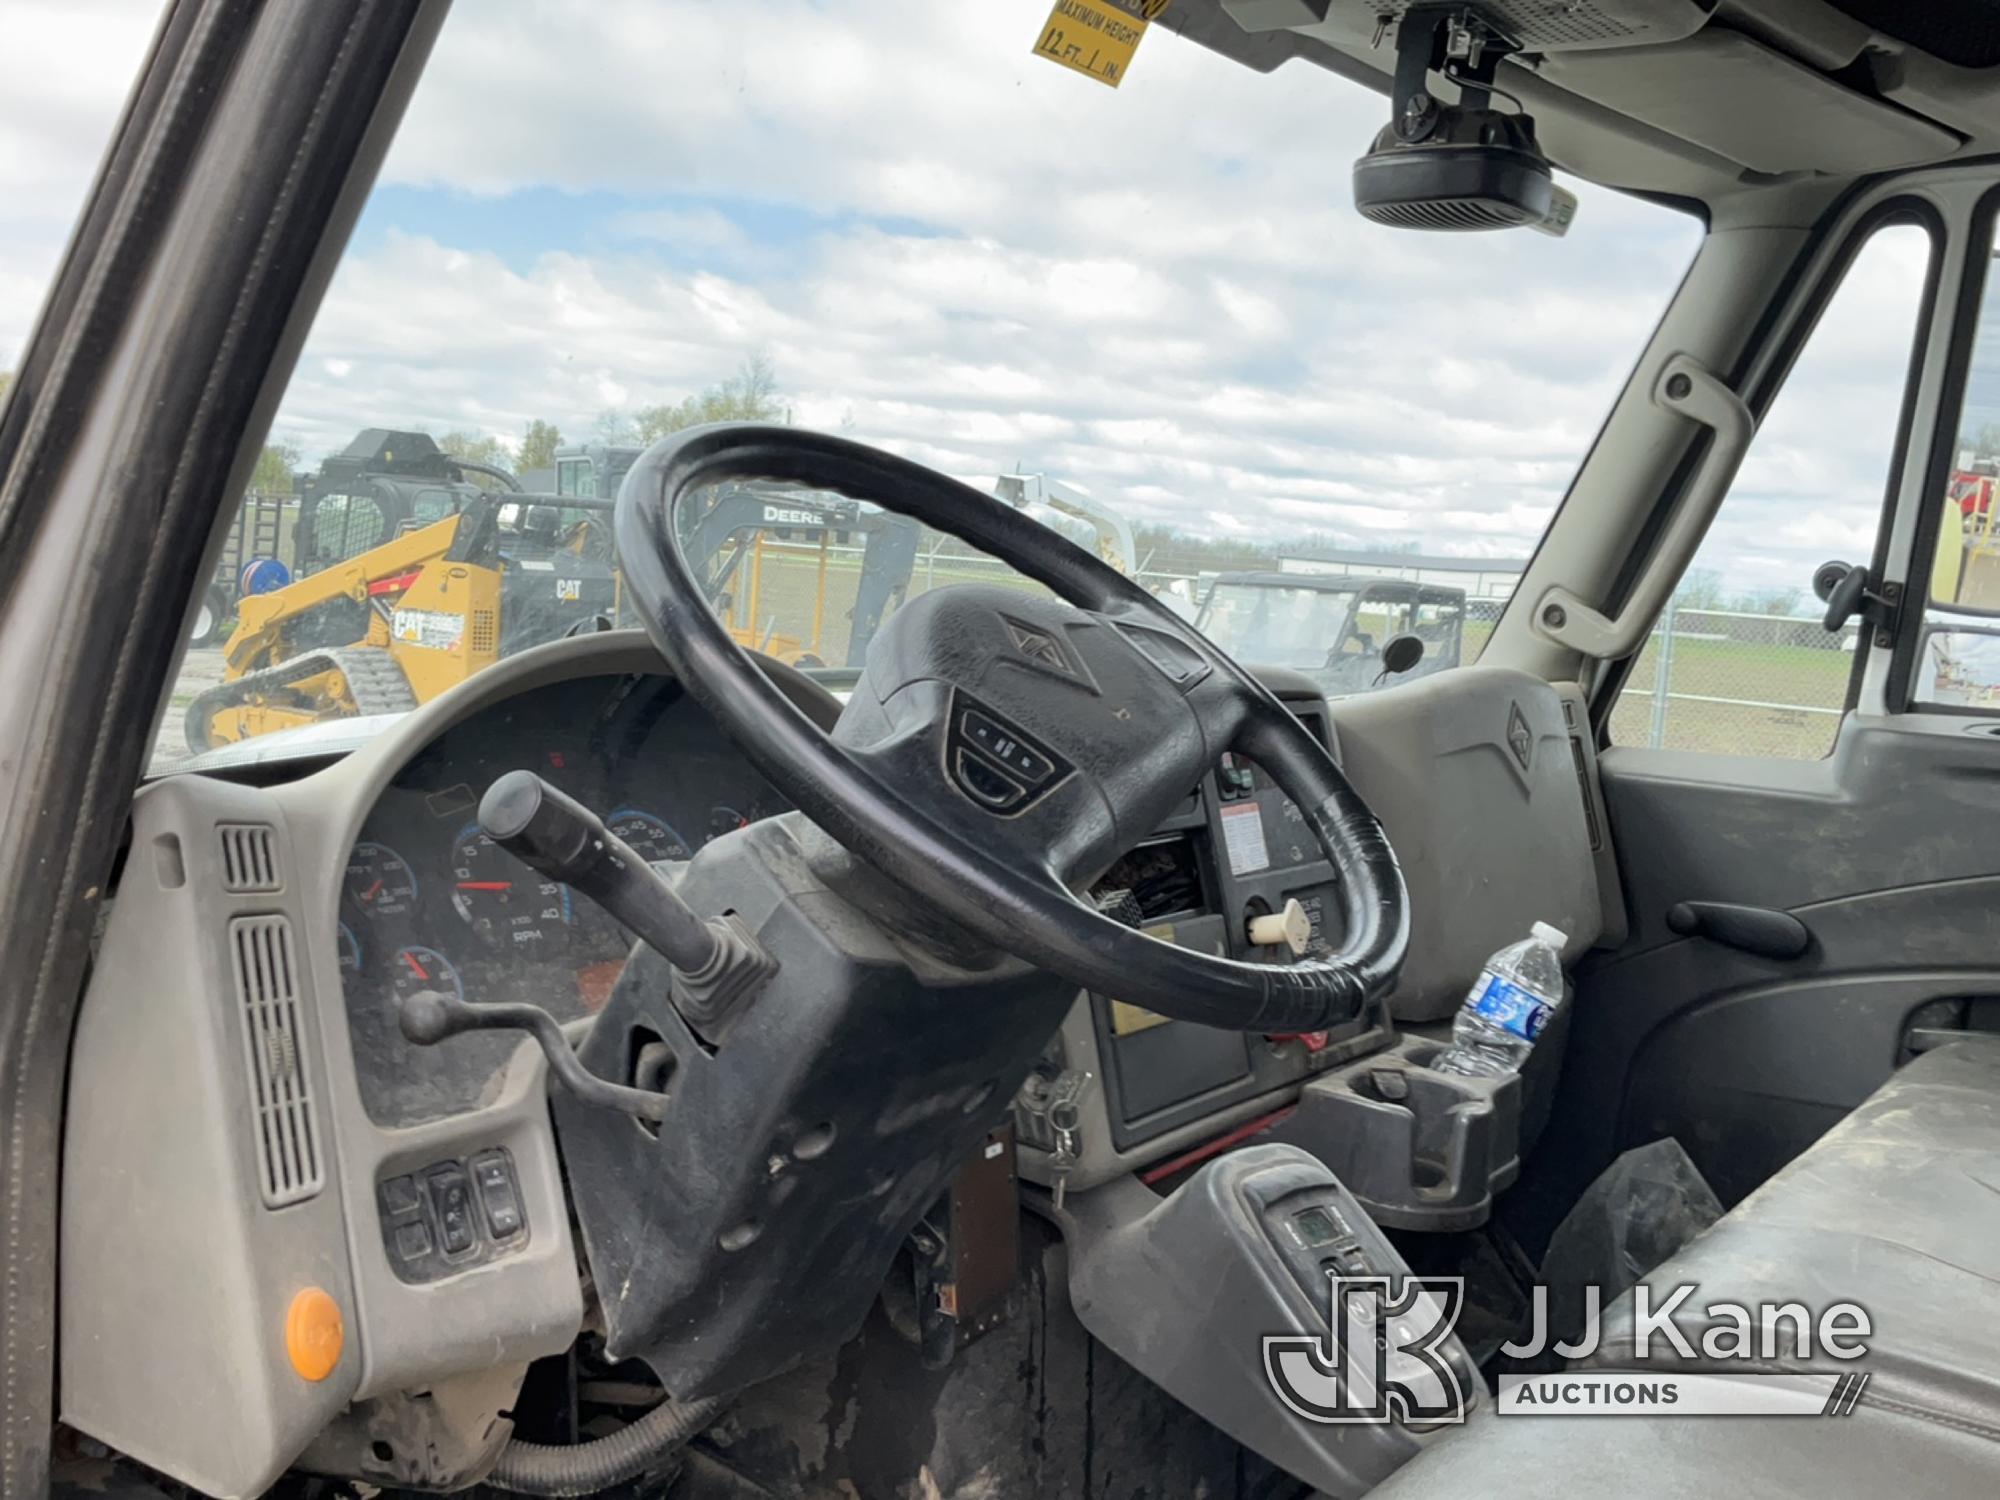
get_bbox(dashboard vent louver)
[218,823,280,892]
[228,915,323,1207]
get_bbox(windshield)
[87,2,1701,773]
[1200,583,1367,668]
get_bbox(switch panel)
[378,1149,529,1284]
[946,692,1070,814]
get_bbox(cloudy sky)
[0,0,1939,600]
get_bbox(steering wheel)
[614,426,1409,1033]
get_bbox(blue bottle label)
[1468,973,1549,1042]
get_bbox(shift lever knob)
[479,770,775,1023]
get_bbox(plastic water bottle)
[1430,922,1568,1078]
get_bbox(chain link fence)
[712,546,1861,760]
[1607,603,1860,759]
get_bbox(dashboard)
[337,672,791,1127]
[65,626,1608,1499]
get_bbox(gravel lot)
[154,645,229,770]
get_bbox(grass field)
[1604,634,1853,759]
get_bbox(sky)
[0,0,1943,601]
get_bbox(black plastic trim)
[0,4,440,1490]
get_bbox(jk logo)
[1263,1274,1469,1425]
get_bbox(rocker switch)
[471,1150,524,1241]
[427,1164,477,1256]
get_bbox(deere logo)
[761,505,822,527]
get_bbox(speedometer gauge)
[608,808,693,863]
[449,822,573,951]
[346,841,417,922]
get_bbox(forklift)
[552,439,923,668]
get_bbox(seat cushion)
[1368,1399,2000,1498]
[1585,1040,2000,1439]
[1371,1042,2000,1497]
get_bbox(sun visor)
[1543,30,1962,174]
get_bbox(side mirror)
[1814,559,1886,634]
[1379,633,1426,679]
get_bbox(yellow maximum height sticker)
[1032,0,1170,89]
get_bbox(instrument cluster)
[337,672,787,1126]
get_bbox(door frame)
[0,5,444,1491]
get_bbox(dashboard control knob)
[1248,898,1311,957]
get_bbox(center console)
[1062,1144,1479,1496]
[1016,696,1392,1191]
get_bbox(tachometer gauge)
[337,922,362,975]
[389,945,462,1004]
[449,822,573,951]
[346,841,418,922]
[608,808,693,863]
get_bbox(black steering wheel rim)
[615,423,1409,1033]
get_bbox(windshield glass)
[1200,583,1367,668]
[115,2,1700,773]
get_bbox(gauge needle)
[400,951,429,981]
[457,881,512,891]
[360,878,384,901]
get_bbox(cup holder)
[1270,1036,1522,1231]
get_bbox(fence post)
[1649,598,1678,748]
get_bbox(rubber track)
[184,644,418,752]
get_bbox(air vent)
[229,916,323,1208]
[471,610,498,654]
[218,823,280,892]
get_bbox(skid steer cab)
[187,489,618,752]
[1195,572,1466,698]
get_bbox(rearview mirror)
[1380,633,1426,677]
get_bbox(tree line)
[244,354,784,494]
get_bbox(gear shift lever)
[476,770,774,1021]
[395,770,777,1119]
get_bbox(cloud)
[3,0,1922,606]
[0,2,158,363]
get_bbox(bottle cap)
[1531,921,1568,949]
